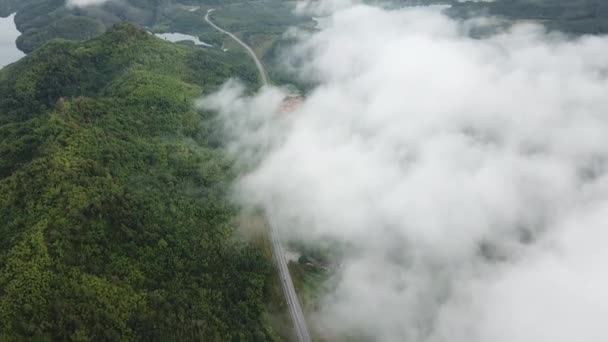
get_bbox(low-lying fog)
[201,1,608,341]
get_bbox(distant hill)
[1,0,162,53]
[0,0,312,55]
[0,23,277,341]
[445,0,608,35]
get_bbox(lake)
[0,14,25,69]
[154,32,212,47]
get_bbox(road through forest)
[205,9,312,342]
[205,9,269,86]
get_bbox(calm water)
[154,32,212,47]
[0,14,24,69]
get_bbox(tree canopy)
[0,23,276,341]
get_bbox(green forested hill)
[0,23,275,341]
[2,0,311,54]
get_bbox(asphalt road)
[205,9,269,86]
[268,209,312,342]
[205,9,311,342]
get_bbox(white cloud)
[201,2,608,341]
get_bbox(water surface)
[154,32,212,47]
[0,14,24,69]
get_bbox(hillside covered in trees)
[0,0,312,54]
[0,23,279,340]
[2,0,163,53]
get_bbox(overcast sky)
[201,1,608,341]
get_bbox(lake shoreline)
[0,13,25,69]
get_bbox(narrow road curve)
[205,9,269,86]
[205,9,311,342]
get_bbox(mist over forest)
[1,0,608,341]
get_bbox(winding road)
[205,9,269,86]
[205,9,311,342]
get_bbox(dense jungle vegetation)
[0,23,279,340]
